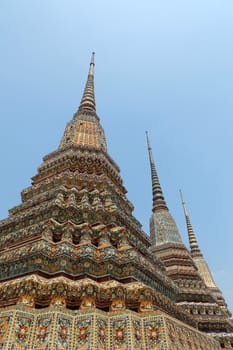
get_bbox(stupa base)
[0,306,220,349]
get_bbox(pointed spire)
[179,190,202,256]
[78,52,96,112]
[59,53,107,151]
[146,132,168,212]
[180,190,218,289]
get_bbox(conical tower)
[146,134,233,347]
[59,52,107,152]
[180,190,232,315]
[146,131,182,245]
[0,54,229,349]
[180,190,216,287]
[146,132,201,278]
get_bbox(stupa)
[0,53,232,349]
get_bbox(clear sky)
[0,1,233,310]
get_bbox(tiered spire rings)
[179,190,202,257]
[146,131,168,212]
[78,52,96,112]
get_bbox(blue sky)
[0,1,233,310]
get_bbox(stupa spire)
[146,131,168,212]
[180,190,219,289]
[179,190,202,256]
[78,52,96,112]
[59,53,108,151]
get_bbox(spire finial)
[146,131,168,212]
[78,52,96,112]
[89,52,95,76]
[91,52,95,64]
[179,190,202,256]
